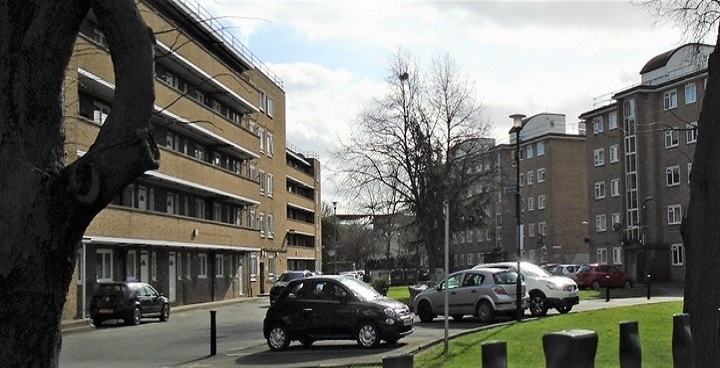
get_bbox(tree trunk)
[0,1,158,366]
[683,30,720,368]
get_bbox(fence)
[381,313,694,368]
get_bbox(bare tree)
[335,49,492,270]
[639,1,720,366]
[0,1,157,366]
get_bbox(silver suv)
[474,261,579,316]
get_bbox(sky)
[207,0,706,212]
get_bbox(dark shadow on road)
[231,342,408,366]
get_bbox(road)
[60,292,683,368]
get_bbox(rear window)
[493,271,519,285]
[94,284,127,297]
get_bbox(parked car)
[411,268,529,323]
[263,275,413,350]
[550,264,581,280]
[474,261,579,316]
[269,269,314,304]
[89,282,170,326]
[576,264,633,290]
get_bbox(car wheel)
[267,324,291,351]
[624,280,632,289]
[91,317,104,327]
[591,280,601,290]
[476,301,495,323]
[556,305,572,314]
[126,307,142,325]
[356,322,380,348]
[159,303,170,322]
[529,294,548,317]
[451,314,464,321]
[417,301,435,323]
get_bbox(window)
[259,170,266,194]
[258,128,265,152]
[663,89,678,110]
[608,178,619,197]
[185,253,191,279]
[667,204,682,225]
[536,141,545,156]
[195,198,205,219]
[608,111,618,130]
[593,148,605,166]
[688,162,693,183]
[611,213,621,230]
[215,254,224,277]
[268,214,275,238]
[528,223,535,237]
[96,249,113,282]
[199,253,208,278]
[177,253,182,280]
[250,254,258,281]
[537,168,546,182]
[93,101,110,125]
[126,251,137,281]
[519,173,524,186]
[595,214,607,232]
[666,166,681,186]
[151,251,157,281]
[528,197,535,211]
[248,209,257,229]
[597,247,608,264]
[267,174,274,197]
[538,195,546,209]
[259,213,266,237]
[686,122,698,144]
[671,244,684,266]
[268,255,276,278]
[593,116,604,134]
[267,134,275,157]
[665,129,679,148]
[685,83,697,104]
[609,145,619,163]
[526,146,533,159]
[539,222,547,236]
[594,181,606,199]
[527,171,534,184]
[613,246,623,265]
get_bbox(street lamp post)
[332,201,338,273]
[510,114,526,323]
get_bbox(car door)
[279,281,315,335]
[310,280,357,338]
[457,272,485,314]
[442,273,466,315]
[137,285,160,315]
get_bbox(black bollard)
[482,340,507,368]
[646,274,651,300]
[672,313,692,368]
[382,353,413,368]
[606,275,611,302]
[543,329,598,368]
[210,310,217,356]
[619,320,641,368]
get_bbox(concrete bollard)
[481,340,507,368]
[619,320,641,368]
[672,313,693,368]
[382,353,413,368]
[543,329,598,368]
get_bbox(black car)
[263,275,413,350]
[90,282,170,326]
[268,270,314,304]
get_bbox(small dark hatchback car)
[263,275,413,350]
[89,282,170,326]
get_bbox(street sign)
[504,185,519,194]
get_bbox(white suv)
[474,261,579,317]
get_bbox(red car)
[576,264,633,290]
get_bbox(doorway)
[259,262,265,294]
[168,252,176,303]
[140,251,149,282]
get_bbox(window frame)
[663,89,678,110]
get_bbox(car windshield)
[578,265,591,273]
[278,272,304,282]
[520,262,553,277]
[340,277,381,300]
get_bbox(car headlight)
[384,307,396,318]
[546,281,558,289]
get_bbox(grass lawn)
[413,301,683,368]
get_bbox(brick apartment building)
[580,43,712,283]
[62,0,322,321]
[451,113,588,271]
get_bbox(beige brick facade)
[62,0,321,321]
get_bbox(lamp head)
[509,114,526,130]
